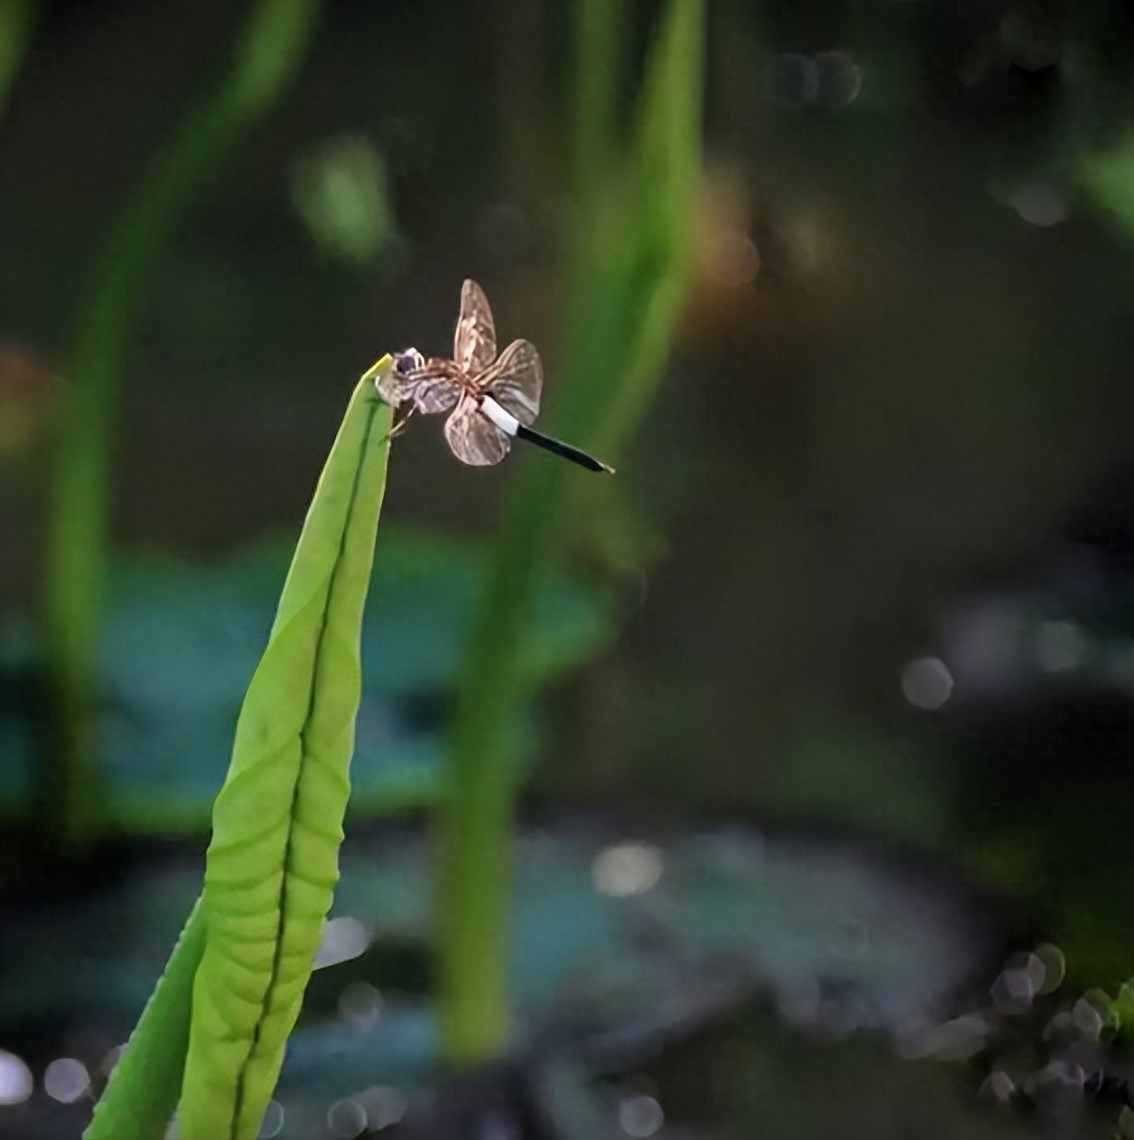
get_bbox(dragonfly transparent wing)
[376,364,458,415]
[477,339,541,426]
[374,352,459,414]
[453,279,497,376]
[443,394,511,466]
[408,368,462,414]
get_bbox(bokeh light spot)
[338,981,384,1032]
[991,957,1039,1014]
[314,916,371,969]
[258,1099,285,1139]
[354,1085,408,1131]
[592,843,665,897]
[618,1094,665,1138]
[1010,184,1069,227]
[327,1097,368,1139]
[0,1050,34,1105]
[815,50,862,106]
[43,1058,89,1104]
[1071,997,1104,1039]
[979,1070,1016,1103]
[895,1013,989,1060]
[901,656,953,709]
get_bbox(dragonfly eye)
[394,348,424,375]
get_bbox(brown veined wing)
[453,279,497,377]
[409,367,462,414]
[378,361,461,415]
[443,394,511,466]
[478,339,541,426]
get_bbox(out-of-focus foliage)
[1080,134,1134,238]
[0,528,610,829]
[291,134,397,265]
[0,0,41,119]
[437,0,704,1067]
[42,0,326,851]
[9,830,990,1140]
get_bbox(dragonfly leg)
[377,402,416,448]
[394,401,419,436]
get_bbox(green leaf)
[175,369,393,1140]
[83,900,208,1140]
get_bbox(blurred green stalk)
[437,0,703,1065]
[42,0,324,849]
[0,0,42,119]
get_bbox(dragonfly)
[374,279,614,473]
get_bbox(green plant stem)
[0,0,42,120]
[437,0,703,1066]
[572,0,625,215]
[41,0,324,850]
[437,462,565,1063]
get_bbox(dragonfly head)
[393,347,425,375]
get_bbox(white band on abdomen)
[480,395,520,437]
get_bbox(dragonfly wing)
[375,361,459,414]
[444,395,511,466]
[411,374,461,414]
[454,279,497,376]
[478,339,541,426]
